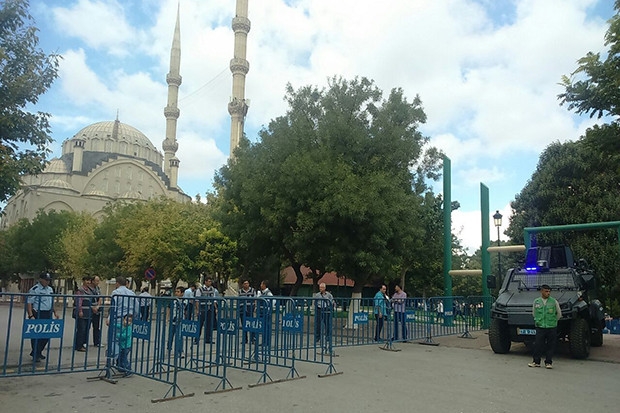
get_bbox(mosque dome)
[44,158,68,173]
[41,179,75,190]
[64,120,163,165]
[74,120,156,151]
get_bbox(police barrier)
[1,290,491,398]
[0,293,341,392]
[198,296,340,389]
[0,293,193,402]
[329,295,493,349]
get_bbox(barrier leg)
[380,338,402,352]
[419,312,439,346]
[318,351,343,378]
[460,320,475,339]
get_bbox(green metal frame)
[524,221,620,249]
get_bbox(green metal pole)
[443,156,452,297]
[524,221,620,250]
[480,183,491,329]
[443,156,453,326]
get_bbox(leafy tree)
[558,0,620,122]
[53,212,97,280]
[215,77,442,296]
[113,199,213,286]
[3,210,77,275]
[0,0,60,203]
[405,194,460,298]
[196,227,238,292]
[0,227,18,286]
[87,202,129,280]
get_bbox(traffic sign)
[144,267,156,280]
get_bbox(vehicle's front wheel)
[569,318,591,359]
[489,318,511,354]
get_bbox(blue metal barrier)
[2,290,496,399]
[0,293,193,402]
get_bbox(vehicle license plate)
[517,328,536,335]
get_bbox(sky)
[23,0,616,253]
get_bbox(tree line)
[2,0,620,312]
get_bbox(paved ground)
[1,331,619,413]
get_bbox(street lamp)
[493,210,503,280]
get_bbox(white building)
[1,8,189,228]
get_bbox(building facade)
[0,7,189,228]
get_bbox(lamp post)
[493,210,503,280]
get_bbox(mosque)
[0,0,251,228]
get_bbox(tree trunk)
[399,266,408,291]
[309,266,325,293]
[289,262,304,296]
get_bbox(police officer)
[26,272,59,361]
[313,283,334,350]
[238,280,256,344]
[196,277,219,344]
[257,280,274,348]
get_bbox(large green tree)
[53,212,97,280]
[215,77,442,296]
[0,210,78,278]
[112,199,213,286]
[0,0,60,202]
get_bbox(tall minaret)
[163,3,182,186]
[228,0,251,155]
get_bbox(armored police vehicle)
[489,245,605,359]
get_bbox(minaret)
[228,0,250,155]
[163,3,182,186]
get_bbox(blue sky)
[23,0,615,252]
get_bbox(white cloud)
[453,203,513,253]
[31,0,614,248]
[52,0,139,56]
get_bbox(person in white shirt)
[138,287,152,321]
[313,283,334,352]
[257,280,274,348]
[106,276,137,375]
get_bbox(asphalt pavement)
[1,331,619,413]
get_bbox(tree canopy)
[0,0,60,202]
[215,76,443,294]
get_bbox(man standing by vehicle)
[528,284,562,369]
[26,272,59,362]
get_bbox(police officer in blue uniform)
[26,272,59,361]
[196,277,219,344]
[238,279,256,344]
